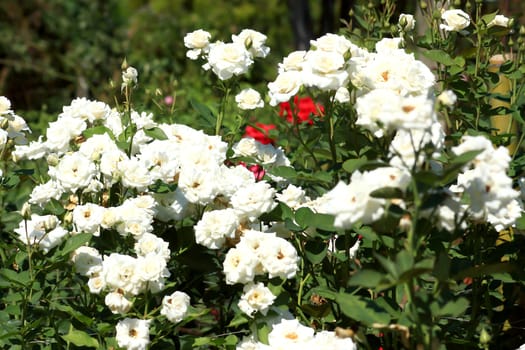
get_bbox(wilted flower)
[122,66,138,91]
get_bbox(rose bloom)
[0,96,11,114]
[267,318,315,348]
[398,13,416,31]
[268,71,302,106]
[279,96,324,125]
[115,318,150,350]
[205,41,253,80]
[122,66,138,87]
[243,123,276,145]
[232,28,270,58]
[160,291,191,323]
[440,9,470,32]
[184,29,211,59]
[487,14,511,28]
[238,282,276,317]
[235,88,264,110]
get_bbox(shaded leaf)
[144,126,168,140]
[61,327,99,348]
[438,297,469,317]
[342,157,368,173]
[304,240,327,264]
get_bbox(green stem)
[297,273,311,307]
[216,84,231,136]
[326,94,338,169]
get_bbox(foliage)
[2,1,525,350]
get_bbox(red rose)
[243,122,276,145]
[279,96,324,125]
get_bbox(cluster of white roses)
[449,135,522,231]
[0,96,31,178]
[12,61,300,347]
[237,318,357,350]
[184,28,270,80]
[268,33,365,106]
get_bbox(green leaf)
[369,187,404,199]
[148,180,177,193]
[422,49,464,67]
[294,207,335,231]
[227,312,249,328]
[347,269,392,289]
[270,166,297,180]
[438,297,469,317]
[0,269,31,288]
[43,198,66,216]
[449,149,483,165]
[304,240,327,264]
[342,157,368,173]
[58,233,92,257]
[82,125,115,140]
[61,327,99,348]
[190,99,215,128]
[453,262,516,280]
[144,127,168,140]
[433,251,451,281]
[52,303,94,326]
[334,293,391,325]
[13,168,35,176]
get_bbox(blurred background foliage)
[0,0,524,132]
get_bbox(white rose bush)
[2,2,525,349]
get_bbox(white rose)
[232,29,270,58]
[115,318,150,350]
[334,86,350,103]
[487,15,511,28]
[122,66,138,86]
[71,246,102,276]
[437,89,457,107]
[206,42,253,80]
[238,282,276,317]
[440,9,471,32]
[278,50,307,73]
[105,290,133,314]
[0,129,8,150]
[0,96,11,115]
[72,203,105,236]
[117,157,152,190]
[184,29,211,59]
[268,71,302,106]
[160,291,191,323]
[52,153,97,192]
[235,88,264,110]
[194,208,239,249]
[223,246,259,285]
[398,13,416,31]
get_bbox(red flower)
[247,164,265,181]
[243,122,276,145]
[279,96,324,125]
